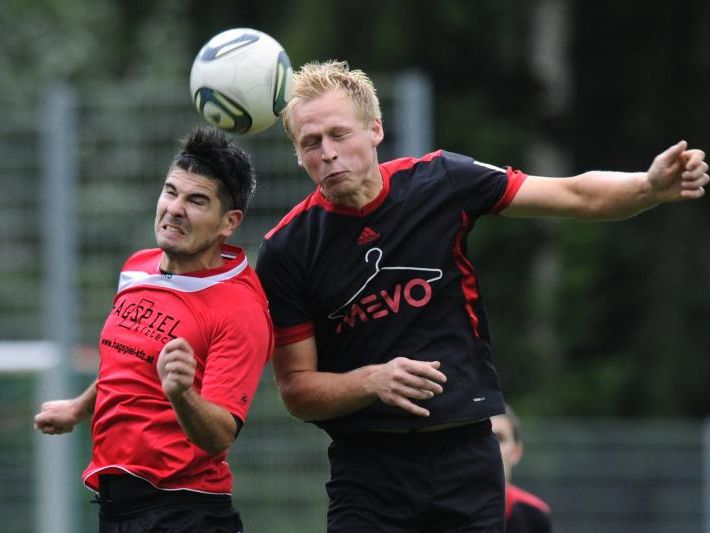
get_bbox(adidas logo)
[357,226,380,245]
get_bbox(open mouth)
[161,223,185,235]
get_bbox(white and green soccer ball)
[190,28,293,135]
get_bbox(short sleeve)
[200,301,273,423]
[440,151,526,215]
[256,238,314,345]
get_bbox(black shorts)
[96,474,243,533]
[326,420,504,533]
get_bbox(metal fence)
[2,363,708,532]
[0,73,430,533]
[0,76,708,532]
[518,417,707,533]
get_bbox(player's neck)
[159,248,225,275]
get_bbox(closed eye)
[188,194,210,206]
[301,137,320,151]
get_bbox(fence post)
[36,84,78,533]
[704,418,710,533]
[393,70,433,158]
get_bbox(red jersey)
[506,484,552,532]
[83,244,273,494]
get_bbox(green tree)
[4,0,709,416]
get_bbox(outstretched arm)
[157,338,238,455]
[503,141,708,220]
[34,379,97,434]
[272,336,447,421]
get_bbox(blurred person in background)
[34,125,273,533]
[256,60,708,532]
[492,405,552,532]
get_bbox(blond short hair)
[282,60,382,141]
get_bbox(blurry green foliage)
[3,0,709,417]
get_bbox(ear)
[294,147,304,167]
[371,118,384,147]
[221,209,244,239]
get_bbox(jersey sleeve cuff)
[275,322,315,346]
[490,167,527,213]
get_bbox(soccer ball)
[189,28,293,135]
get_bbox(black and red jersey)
[257,150,526,434]
[506,484,552,532]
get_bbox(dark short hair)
[171,125,256,212]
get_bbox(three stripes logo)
[356,226,380,245]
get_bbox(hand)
[34,399,83,434]
[647,140,708,200]
[157,338,197,401]
[367,357,447,417]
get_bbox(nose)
[320,138,337,162]
[165,195,187,216]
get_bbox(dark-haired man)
[492,406,552,532]
[34,126,273,532]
